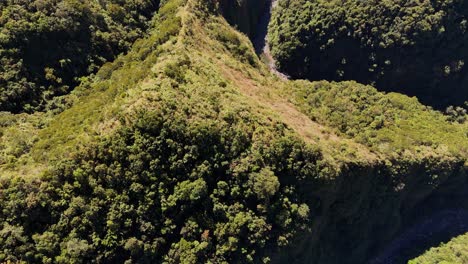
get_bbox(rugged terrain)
[0,0,467,263]
[268,0,468,109]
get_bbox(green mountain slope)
[0,0,159,112]
[268,0,468,109]
[409,233,468,264]
[0,0,467,263]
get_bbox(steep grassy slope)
[268,0,468,109]
[0,0,467,263]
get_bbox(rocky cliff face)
[214,1,468,262]
[275,161,468,263]
[217,0,269,38]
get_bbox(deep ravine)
[370,209,468,263]
[252,0,289,80]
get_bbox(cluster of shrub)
[0,0,159,113]
[0,107,320,263]
[409,233,468,264]
[290,80,468,155]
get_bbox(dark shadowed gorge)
[268,0,468,110]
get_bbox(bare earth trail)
[218,64,379,164]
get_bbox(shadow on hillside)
[250,1,468,110]
[369,208,468,264]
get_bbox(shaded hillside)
[268,0,468,109]
[0,0,467,263]
[217,0,269,38]
[0,0,159,112]
[370,209,468,263]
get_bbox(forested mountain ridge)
[0,0,467,263]
[0,0,159,112]
[269,0,468,109]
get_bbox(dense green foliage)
[0,0,159,112]
[0,110,319,263]
[0,0,467,263]
[409,233,468,264]
[269,0,468,108]
[288,80,468,157]
[0,2,320,261]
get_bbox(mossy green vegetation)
[1,109,319,263]
[409,233,468,264]
[287,80,468,158]
[0,0,160,112]
[269,0,468,109]
[1,2,321,262]
[0,0,467,263]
